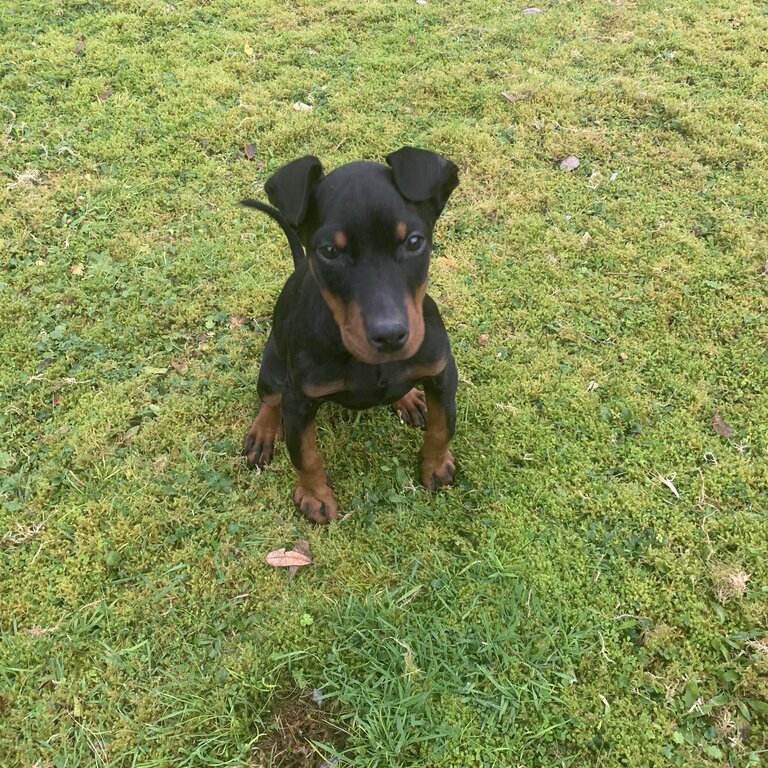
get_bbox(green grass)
[1,0,767,766]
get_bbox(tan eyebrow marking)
[333,231,348,249]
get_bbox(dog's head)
[263,147,459,364]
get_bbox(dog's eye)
[404,234,426,254]
[317,244,340,261]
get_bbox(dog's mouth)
[320,289,426,364]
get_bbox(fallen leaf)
[243,144,257,160]
[244,44,254,56]
[293,102,313,112]
[170,360,189,373]
[580,232,593,249]
[288,539,312,580]
[712,411,735,438]
[559,155,580,171]
[70,263,84,276]
[478,333,490,347]
[97,88,114,102]
[228,314,250,329]
[73,40,85,56]
[619,352,629,362]
[266,546,313,569]
[522,7,543,13]
[52,395,62,407]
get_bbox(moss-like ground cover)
[1,1,767,766]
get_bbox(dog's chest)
[328,364,412,410]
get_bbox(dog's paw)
[242,412,283,469]
[293,483,340,524]
[420,450,455,491]
[392,388,427,429]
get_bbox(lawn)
[1,0,767,766]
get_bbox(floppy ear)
[264,155,324,228]
[386,147,459,217]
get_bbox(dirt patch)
[251,691,345,768]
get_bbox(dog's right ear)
[264,156,324,228]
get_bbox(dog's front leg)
[283,392,339,524]
[419,355,458,490]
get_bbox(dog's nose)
[368,319,409,353]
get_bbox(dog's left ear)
[386,147,459,217]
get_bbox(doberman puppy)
[241,147,459,523]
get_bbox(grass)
[1,0,767,765]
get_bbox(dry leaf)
[478,333,490,347]
[244,44,254,56]
[97,88,114,102]
[228,314,249,329]
[52,395,63,407]
[266,547,313,568]
[288,539,312,580]
[559,155,580,171]
[243,144,257,160]
[580,232,593,249]
[293,102,313,112]
[170,360,189,373]
[73,40,85,56]
[522,7,543,13]
[712,411,734,438]
[70,263,84,276]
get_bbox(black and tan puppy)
[241,147,459,523]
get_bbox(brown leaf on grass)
[266,549,312,567]
[559,155,580,171]
[478,333,490,347]
[288,540,311,580]
[73,40,85,56]
[228,314,250,329]
[70,263,85,276]
[97,88,114,102]
[243,144,257,160]
[170,360,189,373]
[266,541,313,576]
[522,7,543,13]
[712,411,735,438]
